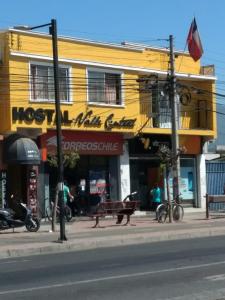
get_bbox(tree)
[47,151,80,231]
[157,145,186,223]
[47,151,80,169]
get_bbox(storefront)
[129,135,200,209]
[2,134,40,215]
[40,130,124,212]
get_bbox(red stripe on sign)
[41,130,124,155]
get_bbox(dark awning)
[4,134,40,165]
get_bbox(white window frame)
[86,67,124,107]
[29,61,72,104]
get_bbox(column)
[118,141,131,201]
[197,154,207,209]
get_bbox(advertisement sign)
[89,171,106,195]
[27,169,38,216]
[41,131,124,156]
[165,170,195,201]
[179,136,201,154]
[0,170,7,208]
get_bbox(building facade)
[0,28,216,213]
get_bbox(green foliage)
[47,151,80,169]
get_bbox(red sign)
[41,131,124,156]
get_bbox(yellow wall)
[0,30,216,139]
[0,33,10,132]
[9,31,202,74]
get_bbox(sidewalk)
[0,209,225,259]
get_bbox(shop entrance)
[47,155,119,214]
[7,164,39,216]
[130,158,163,210]
[7,165,27,206]
[3,134,40,214]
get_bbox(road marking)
[1,260,225,295]
[0,259,30,265]
[205,274,225,281]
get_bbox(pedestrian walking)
[150,182,162,212]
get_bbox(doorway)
[130,158,163,210]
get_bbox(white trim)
[88,102,125,108]
[29,60,72,103]
[87,67,124,106]
[10,51,217,81]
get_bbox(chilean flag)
[187,18,203,61]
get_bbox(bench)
[206,194,225,218]
[89,201,139,228]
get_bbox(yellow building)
[0,28,216,213]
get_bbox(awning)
[4,134,40,165]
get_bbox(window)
[88,70,122,105]
[30,64,70,102]
[152,82,172,128]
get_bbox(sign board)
[0,170,7,208]
[41,131,124,156]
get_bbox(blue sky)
[0,0,224,83]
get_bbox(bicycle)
[156,196,184,223]
[45,200,72,222]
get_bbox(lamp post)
[14,19,66,242]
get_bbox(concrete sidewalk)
[0,209,225,259]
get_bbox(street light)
[14,19,66,242]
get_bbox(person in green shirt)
[150,182,162,211]
[63,181,74,204]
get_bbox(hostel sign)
[12,107,136,131]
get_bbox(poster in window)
[89,171,106,195]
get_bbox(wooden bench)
[206,194,225,218]
[89,201,139,228]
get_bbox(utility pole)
[50,19,66,242]
[14,19,66,241]
[169,34,180,219]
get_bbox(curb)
[1,226,225,259]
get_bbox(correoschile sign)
[41,131,124,156]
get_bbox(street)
[0,236,225,299]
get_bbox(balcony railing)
[140,102,211,131]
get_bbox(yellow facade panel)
[0,30,216,140]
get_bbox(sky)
[0,0,225,85]
[0,0,224,141]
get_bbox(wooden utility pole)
[169,35,180,220]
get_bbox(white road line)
[205,273,225,281]
[0,259,30,265]
[1,260,225,295]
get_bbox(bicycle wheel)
[65,205,72,222]
[45,206,53,222]
[156,204,167,223]
[173,204,184,222]
[36,206,43,221]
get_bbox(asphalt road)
[1,236,225,300]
